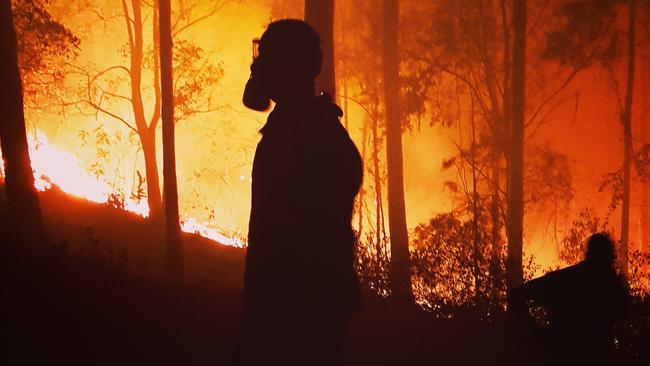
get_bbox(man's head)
[585,232,616,269]
[243,19,322,110]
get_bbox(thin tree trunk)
[305,0,335,97]
[382,0,413,303]
[151,0,162,130]
[506,0,526,289]
[357,114,369,238]
[620,0,636,278]
[499,0,511,126]
[140,130,162,218]
[642,127,649,256]
[372,112,383,257]
[490,148,502,302]
[490,0,508,301]
[159,0,183,283]
[123,0,163,220]
[470,96,482,301]
[642,45,650,258]
[0,0,44,243]
[343,79,349,129]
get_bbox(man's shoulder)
[301,99,352,145]
[544,263,585,282]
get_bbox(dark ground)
[1,251,517,365]
[1,186,648,365]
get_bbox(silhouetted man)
[509,233,629,365]
[233,20,363,366]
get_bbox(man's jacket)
[244,95,363,314]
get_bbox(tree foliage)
[12,0,80,106]
[543,0,620,68]
[411,208,540,316]
[412,211,494,312]
[143,38,224,121]
[64,0,226,219]
[559,208,607,265]
[524,145,573,209]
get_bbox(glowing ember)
[180,218,244,247]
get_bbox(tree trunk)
[620,0,636,278]
[305,0,335,97]
[343,79,349,129]
[0,0,44,243]
[470,97,482,301]
[159,0,183,283]
[357,113,369,239]
[124,0,163,220]
[642,42,650,259]
[490,0,508,300]
[489,148,502,302]
[506,0,526,289]
[382,0,413,303]
[371,111,384,260]
[140,129,162,219]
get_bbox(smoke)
[23,0,650,274]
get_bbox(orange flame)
[0,130,244,248]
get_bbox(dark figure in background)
[233,20,363,366]
[509,233,629,365]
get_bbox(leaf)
[441,157,456,171]
[443,181,459,193]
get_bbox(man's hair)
[259,19,322,78]
[585,232,616,265]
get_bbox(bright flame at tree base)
[0,131,244,248]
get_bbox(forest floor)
[1,185,647,365]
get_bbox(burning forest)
[2,0,650,364]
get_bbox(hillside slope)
[2,185,647,365]
[1,184,245,290]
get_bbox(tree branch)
[85,100,138,133]
[150,0,162,133]
[172,1,230,37]
[121,0,135,50]
[525,67,579,128]
[97,87,133,103]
